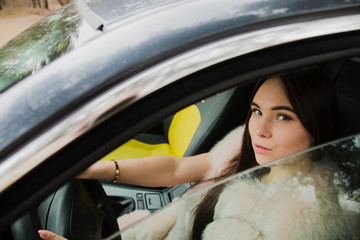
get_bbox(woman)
[190,65,340,239]
[122,66,352,239]
[39,66,352,239]
[190,70,350,239]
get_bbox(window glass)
[114,134,360,239]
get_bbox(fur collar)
[202,162,353,240]
[122,125,359,240]
[203,125,244,180]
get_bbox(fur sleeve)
[121,202,178,240]
[204,164,353,240]
[203,125,245,180]
[202,218,263,240]
[262,164,352,240]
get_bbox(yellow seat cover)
[100,104,201,160]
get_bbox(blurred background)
[0,0,72,47]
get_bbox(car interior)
[326,57,360,138]
[100,56,360,215]
[98,85,252,161]
[99,56,360,239]
[5,56,360,239]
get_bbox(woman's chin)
[255,156,273,166]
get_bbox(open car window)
[100,86,247,216]
[113,134,360,239]
[7,56,360,240]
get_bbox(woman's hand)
[38,230,68,240]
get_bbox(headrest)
[332,58,360,138]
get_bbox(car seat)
[322,58,360,220]
[99,86,251,160]
[324,57,360,138]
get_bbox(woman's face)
[248,77,313,165]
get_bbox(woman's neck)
[261,157,312,184]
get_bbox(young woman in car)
[39,66,354,239]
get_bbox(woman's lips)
[253,144,272,154]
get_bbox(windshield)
[112,134,360,239]
[0,2,96,93]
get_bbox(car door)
[1,4,360,239]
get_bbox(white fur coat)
[202,164,352,240]
[122,125,358,240]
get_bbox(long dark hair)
[191,66,338,239]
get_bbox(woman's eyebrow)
[251,102,260,108]
[251,102,295,112]
[271,106,295,112]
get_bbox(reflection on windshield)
[0,3,81,93]
[115,135,360,240]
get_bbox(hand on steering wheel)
[38,230,67,240]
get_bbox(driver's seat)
[99,86,250,160]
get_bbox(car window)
[100,86,247,215]
[113,134,360,239]
[5,56,360,239]
[7,86,248,240]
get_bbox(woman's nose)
[255,120,272,138]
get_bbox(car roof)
[80,0,174,29]
[81,0,360,30]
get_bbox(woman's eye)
[252,108,262,116]
[278,114,292,121]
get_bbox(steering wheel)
[11,179,121,240]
